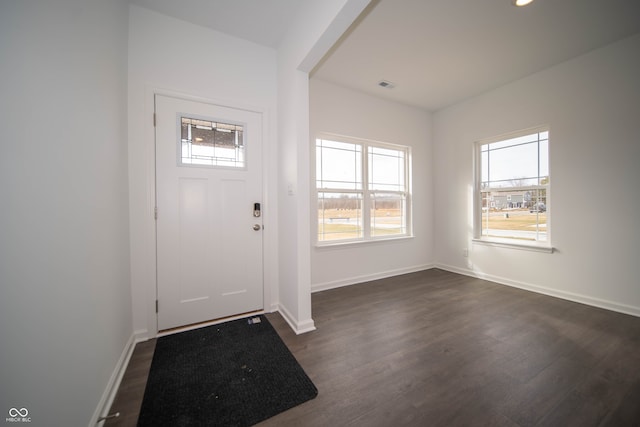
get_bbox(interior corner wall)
[127,5,279,338]
[275,63,305,325]
[276,0,371,332]
[0,1,132,425]
[433,33,640,315]
[309,79,434,290]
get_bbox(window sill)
[472,238,554,253]
[315,235,414,249]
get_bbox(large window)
[475,127,550,248]
[316,135,411,243]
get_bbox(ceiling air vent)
[378,80,395,89]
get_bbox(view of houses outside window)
[316,135,411,243]
[477,128,549,244]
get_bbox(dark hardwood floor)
[104,269,640,426]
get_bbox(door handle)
[253,224,261,231]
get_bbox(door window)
[180,117,245,168]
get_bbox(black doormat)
[137,315,317,426]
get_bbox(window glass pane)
[369,147,405,191]
[487,142,538,186]
[317,192,363,241]
[316,145,322,184]
[316,139,362,190]
[371,193,405,237]
[180,117,244,168]
[319,139,353,151]
[539,139,549,181]
[488,132,538,150]
[481,150,488,185]
[481,189,547,241]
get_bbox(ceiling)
[130,0,309,48]
[131,0,640,112]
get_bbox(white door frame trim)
[140,86,274,338]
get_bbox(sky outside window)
[481,131,549,188]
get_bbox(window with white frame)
[475,127,550,247]
[316,135,411,243]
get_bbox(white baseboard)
[90,333,137,427]
[436,263,640,318]
[277,303,316,335]
[311,263,435,293]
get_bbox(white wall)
[433,33,640,315]
[0,0,132,425]
[127,5,279,338]
[309,79,434,290]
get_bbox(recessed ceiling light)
[378,80,395,89]
[512,0,534,6]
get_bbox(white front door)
[155,94,263,331]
